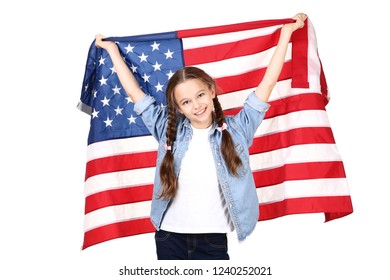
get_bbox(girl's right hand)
[95,34,116,51]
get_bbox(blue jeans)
[155,230,229,260]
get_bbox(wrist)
[281,24,294,34]
[106,42,119,54]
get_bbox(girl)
[95,13,307,260]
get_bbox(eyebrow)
[177,89,205,104]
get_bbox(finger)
[95,35,102,48]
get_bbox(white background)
[1,0,389,279]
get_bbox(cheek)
[176,104,186,114]
[173,101,183,114]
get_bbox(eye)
[198,92,205,98]
[182,100,189,106]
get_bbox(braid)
[213,97,242,175]
[159,100,178,200]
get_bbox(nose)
[192,99,200,110]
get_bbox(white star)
[166,70,175,79]
[150,41,160,51]
[138,52,148,62]
[93,89,98,98]
[142,73,150,82]
[130,64,138,73]
[110,66,116,74]
[164,49,174,59]
[126,96,133,104]
[112,85,121,94]
[99,75,108,86]
[125,43,135,53]
[114,106,123,115]
[155,82,164,92]
[84,84,88,92]
[100,96,110,106]
[92,108,99,118]
[152,61,162,71]
[128,115,137,124]
[160,103,166,109]
[104,117,113,127]
[99,56,106,65]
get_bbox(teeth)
[195,109,205,115]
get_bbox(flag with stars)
[78,17,353,250]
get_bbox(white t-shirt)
[160,125,234,233]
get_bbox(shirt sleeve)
[232,91,270,147]
[133,94,168,142]
[245,91,270,112]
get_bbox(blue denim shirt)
[134,92,270,241]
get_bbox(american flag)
[78,17,353,250]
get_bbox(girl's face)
[174,79,215,129]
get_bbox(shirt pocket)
[156,136,168,165]
[234,143,250,177]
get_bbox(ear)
[211,87,216,98]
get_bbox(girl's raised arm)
[255,13,307,102]
[95,34,146,103]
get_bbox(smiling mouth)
[195,108,206,116]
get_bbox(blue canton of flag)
[79,33,184,145]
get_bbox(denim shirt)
[134,92,270,241]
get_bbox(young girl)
[95,13,307,260]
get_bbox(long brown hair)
[159,66,242,199]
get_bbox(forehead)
[174,79,208,99]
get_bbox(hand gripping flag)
[78,17,353,249]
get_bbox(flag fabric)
[78,17,353,250]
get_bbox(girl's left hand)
[285,13,307,32]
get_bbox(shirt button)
[217,162,221,166]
